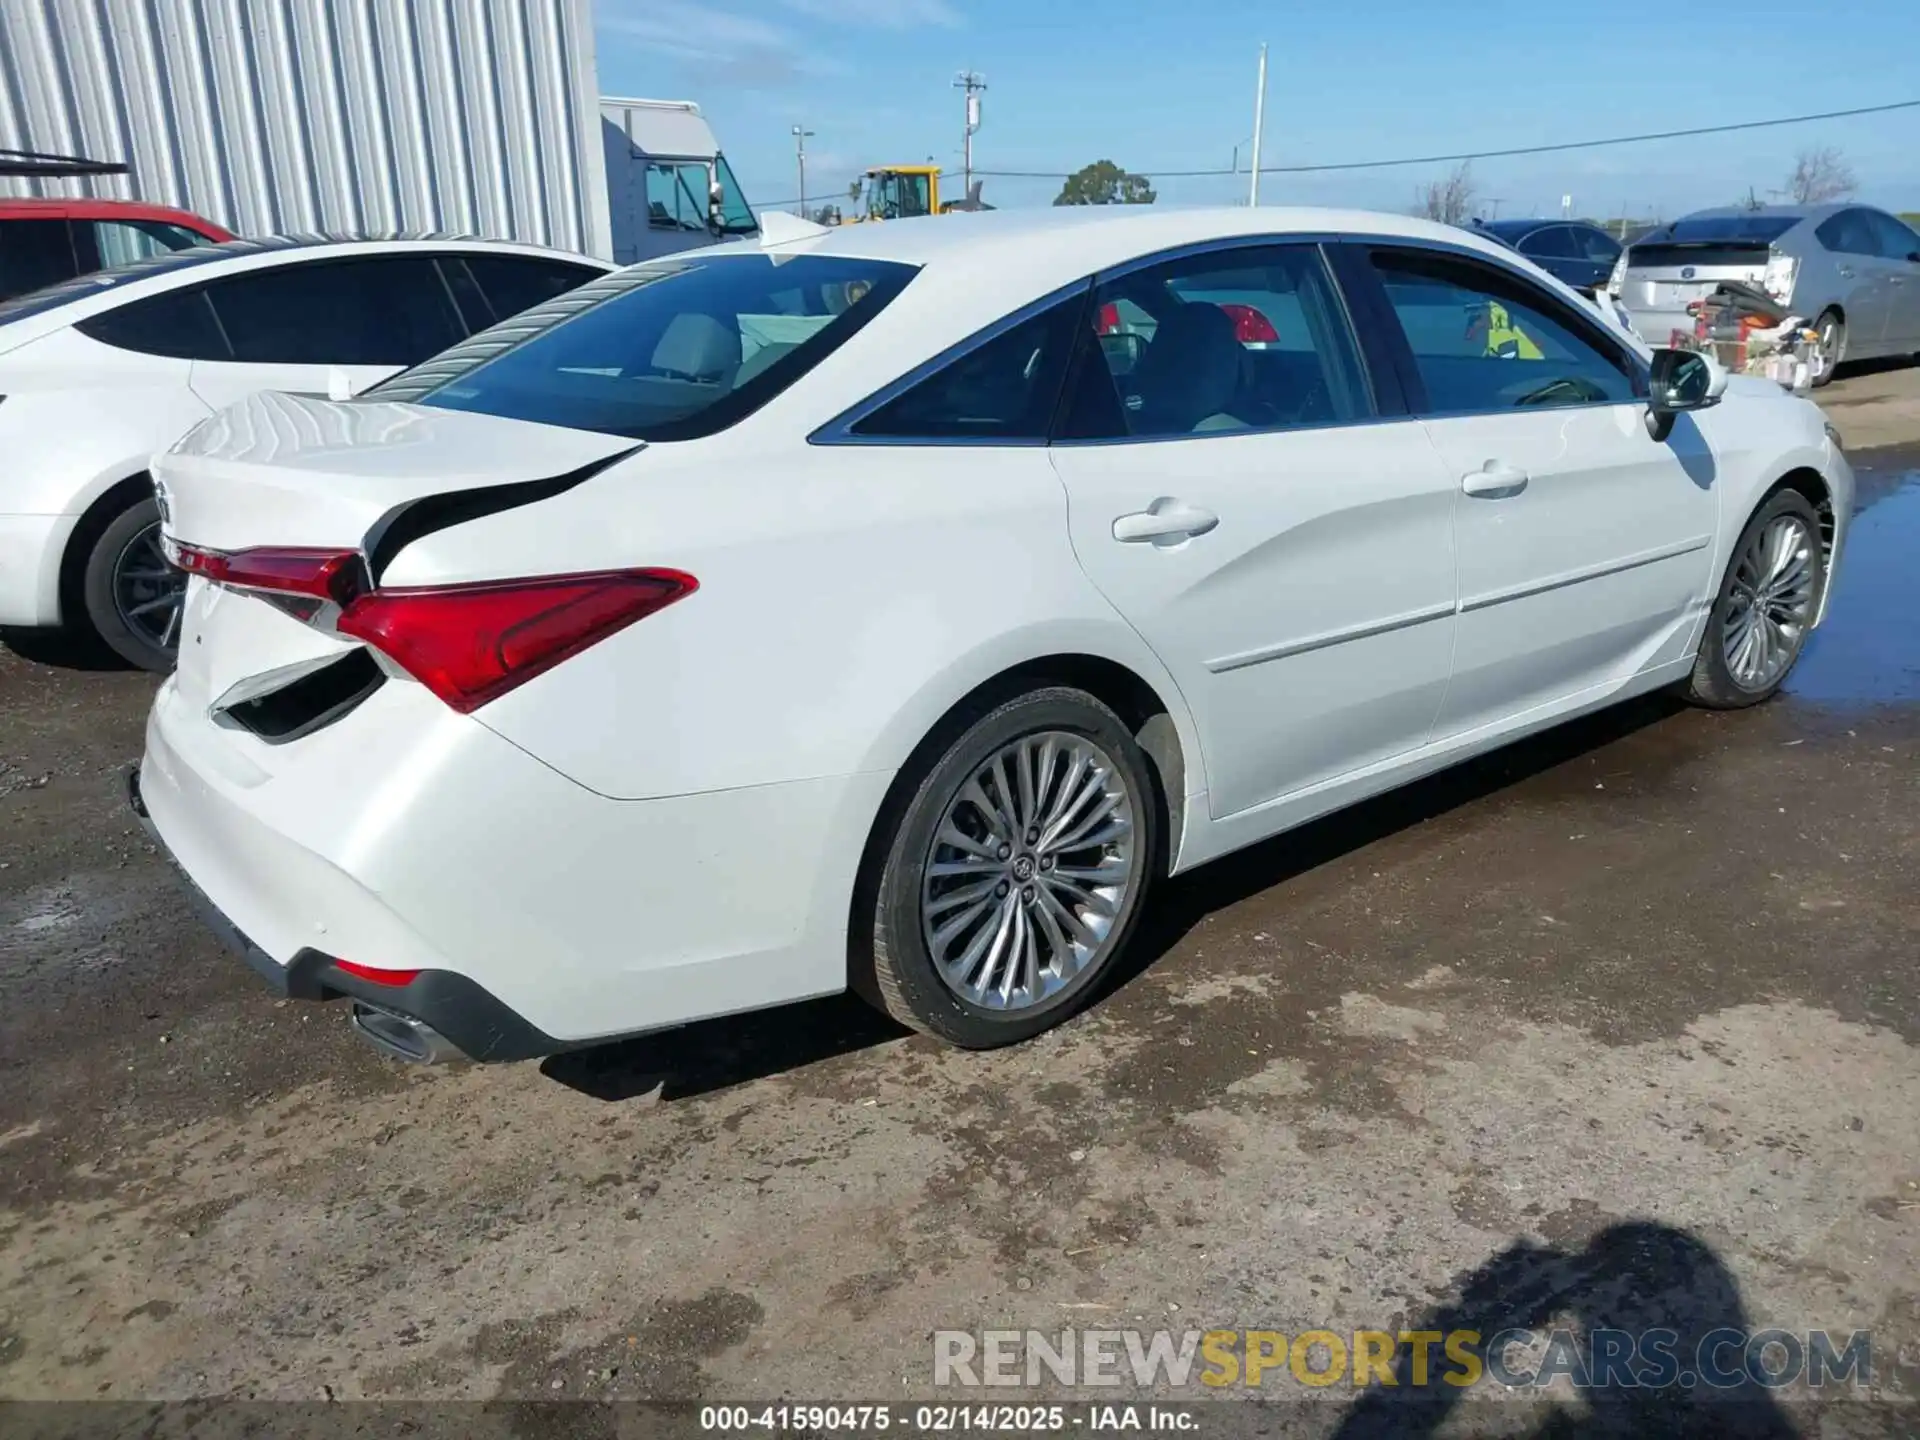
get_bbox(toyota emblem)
[1681,266,1696,279]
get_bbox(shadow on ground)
[1334,1222,1804,1439]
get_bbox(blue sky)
[593,0,1920,221]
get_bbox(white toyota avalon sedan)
[131,206,1853,1063]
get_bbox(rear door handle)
[1460,462,1530,498]
[1837,265,1855,279]
[1112,498,1219,545]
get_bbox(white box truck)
[0,0,757,263]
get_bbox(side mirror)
[708,180,725,235]
[1645,347,1723,441]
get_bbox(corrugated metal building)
[0,0,614,257]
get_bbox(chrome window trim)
[810,228,1653,449]
[807,278,1092,448]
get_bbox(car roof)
[715,204,1524,282]
[0,233,613,338]
[1671,203,1846,223]
[1474,218,1610,239]
[0,196,230,232]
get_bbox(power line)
[971,97,1920,181]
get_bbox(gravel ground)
[1,439,1916,1436]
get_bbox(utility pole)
[791,124,814,218]
[1248,43,1268,207]
[955,71,986,202]
[1485,197,1505,220]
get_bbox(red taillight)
[1217,302,1278,343]
[336,569,696,713]
[163,538,366,617]
[1096,302,1120,335]
[333,960,421,987]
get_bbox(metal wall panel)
[0,0,612,257]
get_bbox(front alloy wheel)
[1684,488,1825,709]
[1721,514,1817,693]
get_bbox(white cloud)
[777,0,961,27]
[597,0,849,87]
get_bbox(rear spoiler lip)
[361,442,644,583]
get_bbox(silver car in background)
[1610,204,1920,385]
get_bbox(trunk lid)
[153,390,639,554]
[1620,241,1772,316]
[155,390,639,726]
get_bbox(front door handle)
[1837,265,1855,279]
[1113,498,1219,545]
[1460,462,1530,498]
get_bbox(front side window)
[645,161,711,233]
[1573,226,1623,264]
[1866,210,1920,261]
[849,288,1086,441]
[460,255,603,324]
[419,254,916,441]
[1061,243,1370,441]
[206,256,465,366]
[712,155,757,234]
[1368,248,1639,413]
[870,173,932,220]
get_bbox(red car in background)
[0,197,233,301]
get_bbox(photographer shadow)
[1333,1222,1800,1439]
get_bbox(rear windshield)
[1634,215,1798,246]
[417,253,917,441]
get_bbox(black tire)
[1683,488,1824,709]
[1811,309,1845,387]
[858,686,1159,1048]
[80,496,183,673]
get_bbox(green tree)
[1054,160,1156,206]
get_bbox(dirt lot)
[2,383,1918,1432]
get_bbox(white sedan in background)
[133,206,1851,1063]
[0,236,611,669]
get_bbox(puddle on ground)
[1787,460,1920,706]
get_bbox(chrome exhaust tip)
[349,1001,463,1065]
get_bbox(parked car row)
[0,233,610,668]
[1608,203,1920,383]
[122,205,1851,1064]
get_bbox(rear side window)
[419,254,916,441]
[1815,210,1877,257]
[89,219,211,270]
[77,287,230,359]
[1521,227,1578,259]
[461,255,603,323]
[206,256,465,366]
[0,219,80,301]
[1368,248,1639,414]
[848,288,1085,441]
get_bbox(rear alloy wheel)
[861,687,1158,1047]
[1812,309,1845,387]
[81,497,186,672]
[1683,489,1823,709]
